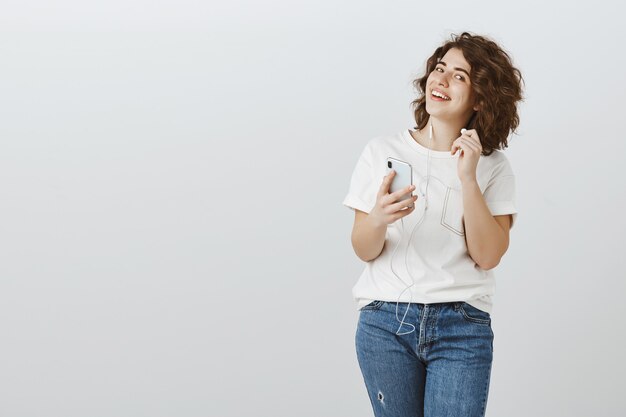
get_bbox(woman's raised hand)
[369,170,418,227]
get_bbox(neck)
[418,116,469,152]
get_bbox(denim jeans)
[355,300,494,417]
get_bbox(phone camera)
[387,161,392,168]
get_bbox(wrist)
[461,177,478,188]
[366,211,388,230]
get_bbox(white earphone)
[389,121,465,335]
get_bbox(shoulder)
[368,132,399,148]
[357,132,403,158]
[481,149,515,177]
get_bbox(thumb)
[451,128,467,155]
[378,169,394,197]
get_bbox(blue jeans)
[355,300,494,417]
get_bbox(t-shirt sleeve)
[483,156,518,229]
[342,140,378,214]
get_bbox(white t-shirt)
[342,129,518,314]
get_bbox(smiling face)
[426,47,479,122]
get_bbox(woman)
[342,32,525,417]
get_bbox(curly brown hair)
[410,32,525,156]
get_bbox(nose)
[436,75,449,88]
[433,71,450,87]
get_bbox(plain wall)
[1,0,625,416]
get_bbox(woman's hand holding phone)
[369,170,418,227]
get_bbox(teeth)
[432,90,450,100]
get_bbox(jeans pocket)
[441,186,465,236]
[360,300,385,311]
[458,302,491,326]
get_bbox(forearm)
[461,179,507,269]
[351,215,387,262]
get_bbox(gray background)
[1,0,625,416]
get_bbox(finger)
[397,204,416,219]
[456,140,469,156]
[461,133,480,146]
[451,139,463,155]
[386,185,416,205]
[457,138,472,156]
[395,199,417,219]
[389,194,418,214]
[465,137,482,153]
[460,138,479,152]
[404,194,418,209]
[462,128,478,137]
[462,130,482,147]
[378,169,395,198]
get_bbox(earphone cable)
[390,120,434,335]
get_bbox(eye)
[435,66,465,81]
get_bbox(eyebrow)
[436,60,471,78]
